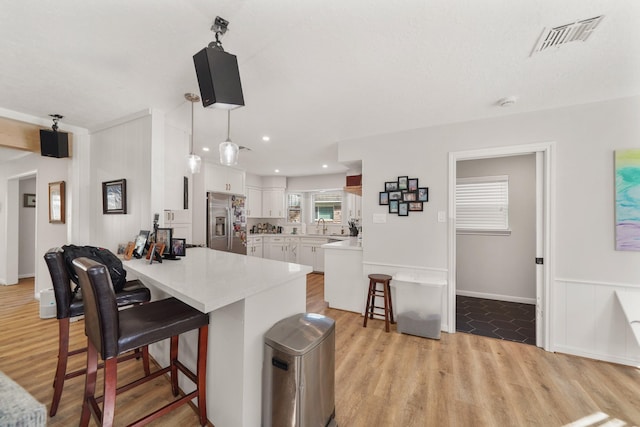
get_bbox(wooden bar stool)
[44,247,152,417]
[363,274,395,332]
[73,257,210,427]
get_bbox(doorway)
[447,143,554,350]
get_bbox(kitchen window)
[287,193,302,223]
[312,191,342,223]
[456,175,510,235]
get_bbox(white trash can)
[391,275,446,339]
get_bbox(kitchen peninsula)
[124,247,312,427]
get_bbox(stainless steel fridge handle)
[227,206,232,251]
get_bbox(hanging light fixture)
[219,110,239,166]
[193,16,244,110]
[185,93,202,174]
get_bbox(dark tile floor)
[456,295,536,345]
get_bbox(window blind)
[456,176,509,231]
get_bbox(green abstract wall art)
[615,149,640,251]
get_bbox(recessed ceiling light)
[275,169,280,173]
[202,147,210,152]
[262,136,270,142]
[498,96,517,107]
[322,164,328,168]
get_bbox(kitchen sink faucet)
[317,218,327,235]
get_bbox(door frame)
[447,142,555,350]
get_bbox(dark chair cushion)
[118,297,209,355]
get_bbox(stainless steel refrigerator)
[206,192,247,255]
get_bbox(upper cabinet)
[204,163,245,195]
[164,124,190,210]
[346,193,362,221]
[262,188,285,218]
[246,187,262,218]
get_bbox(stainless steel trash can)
[262,313,337,427]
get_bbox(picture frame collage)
[379,175,428,216]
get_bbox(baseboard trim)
[456,289,536,305]
[553,344,640,368]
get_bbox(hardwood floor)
[1,275,640,426]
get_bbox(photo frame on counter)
[398,176,408,191]
[124,242,136,260]
[379,192,389,205]
[417,187,429,202]
[133,230,150,259]
[171,238,186,256]
[155,228,173,255]
[48,181,65,224]
[102,179,127,214]
[23,193,36,208]
[389,200,399,214]
[398,202,409,216]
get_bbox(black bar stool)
[363,274,395,332]
[73,257,210,427]
[44,247,151,417]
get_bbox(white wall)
[456,154,536,303]
[18,177,36,277]
[90,114,153,253]
[339,95,640,365]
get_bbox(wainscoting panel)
[554,279,640,366]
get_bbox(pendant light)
[185,93,201,174]
[219,110,239,166]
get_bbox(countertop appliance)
[207,192,246,255]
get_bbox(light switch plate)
[373,213,387,223]
[438,211,446,222]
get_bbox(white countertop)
[321,237,362,251]
[124,247,312,313]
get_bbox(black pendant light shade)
[193,47,244,110]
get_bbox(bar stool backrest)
[44,248,74,319]
[73,257,120,360]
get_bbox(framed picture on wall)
[48,181,65,224]
[409,202,423,212]
[398,176,408,191]
[23,193,36,208]
[408,178,419,192]
[389,200,399,214]
[402,191,417,202]
[102,179,127,214]
[398,202,409,216]
[417,187,429,202]
[385,181,399,192]
[379,192,389,205]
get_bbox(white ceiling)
[1,0,639,176]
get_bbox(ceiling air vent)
[531,15,604,55]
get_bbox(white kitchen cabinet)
[299,238,327,272]
[164,209,192,242]
[265,236,287,262]
[247,236,263,258]
[346,193,362,221]
[285,237,299,263]
[262,189,285,218]
[246,187,262,218]
[204,162,246,195]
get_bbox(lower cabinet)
[299,238,327,272]
[264,237,299,262]
[247,236,263,258]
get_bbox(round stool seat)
[368,274,392,282]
